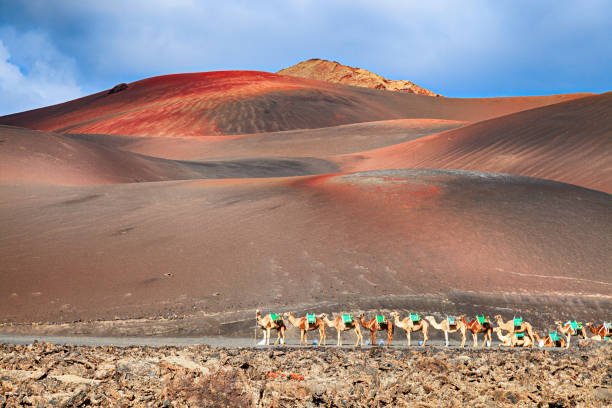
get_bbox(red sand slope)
[0,71,590,137]
[336,92,612,193]
[75,119,467,161]
[0,125,338,186]
[0,170,609,324]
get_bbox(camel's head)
[389,311,398,317]
[554,320,562,326]
[494,314,502,321]
[319,313,327,319]
[283,312,292,318]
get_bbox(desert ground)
[0,62,610,338]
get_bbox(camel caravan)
[256,310,612,349]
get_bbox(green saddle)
[604,322,611,330]
[513,317,523,327]
[342,314,353,324]
[549,332,560,342]
[376,315,385,324]
[410,313,421,322]
[270,313,282,322]
[307,314,316,324]
[567,320,577,330]
[447,317,456,326]
[476,315,488,325]
[605,337,610,341]
[515,332,525,339]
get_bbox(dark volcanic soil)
[0,341,610,407]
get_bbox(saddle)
[270,313,283,323]
[476,315,490,326]
[515,332,525,339]
[513,316,523,329]
[376,315,386,325]
[342,314,354,325]
[604,322,611,335]
[306,313,316,325]
[549,331,560,342]
[410,313,421,323]
[447,317,457,328]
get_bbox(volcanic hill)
[0,68,610,336]
[278,58,440,96]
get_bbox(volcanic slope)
[278,58,440,95]
[70,119,467,162]
[0,170,610,327]
[0,71,590,138]
[337,92,612,193]
[0,125,338,186]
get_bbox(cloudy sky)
[0,0,610,115]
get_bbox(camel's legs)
[300,329,304,346]
[566,334,571,349]
[407,330,411,346]
[460,327,466,348]
[371,328,376,345]
[280,326,285,345]
[387,325,392,346]
[304,330,308,346]
[422,328,428,346]
[472,332,478,347]
[338,329,342,347]
[444,331,449,346]
[273,328,281,345]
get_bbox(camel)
[494,315,535,347]
[390,312,429,346]
[359,314,393,346]
[424,315,466,347]
[493,327,532,347]
[460,315,492,347]
[555,320,586,348]
[284,312,326,346]
[255,310,286,346]
[586,322,612,341]
[321,313,363,346]
[534,331,566,348]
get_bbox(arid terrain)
[0,63,610,338]
[1,341,611,407]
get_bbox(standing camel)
[494,315,535,347]
[390,312,429,346]
[321,313,363,346]
[256,310,286,346]
[493,327,532,347]
[555,320,586,348]
[359,314,393,346]
[284,312,326,346]
[424,315,466,347]
[461,316,493,347]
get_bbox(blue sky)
[0,0,610,115]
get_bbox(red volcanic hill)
[336,92,612,193]
[0,71,589,138]
[278,58,440,96]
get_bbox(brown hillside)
[336,92,612,193]
[0,170,610,326]
[278,58,439,96]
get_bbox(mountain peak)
[278,58,440,96]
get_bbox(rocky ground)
[0,341,611,407]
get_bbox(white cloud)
[0,31,82,116]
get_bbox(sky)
[0,0,610,115]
